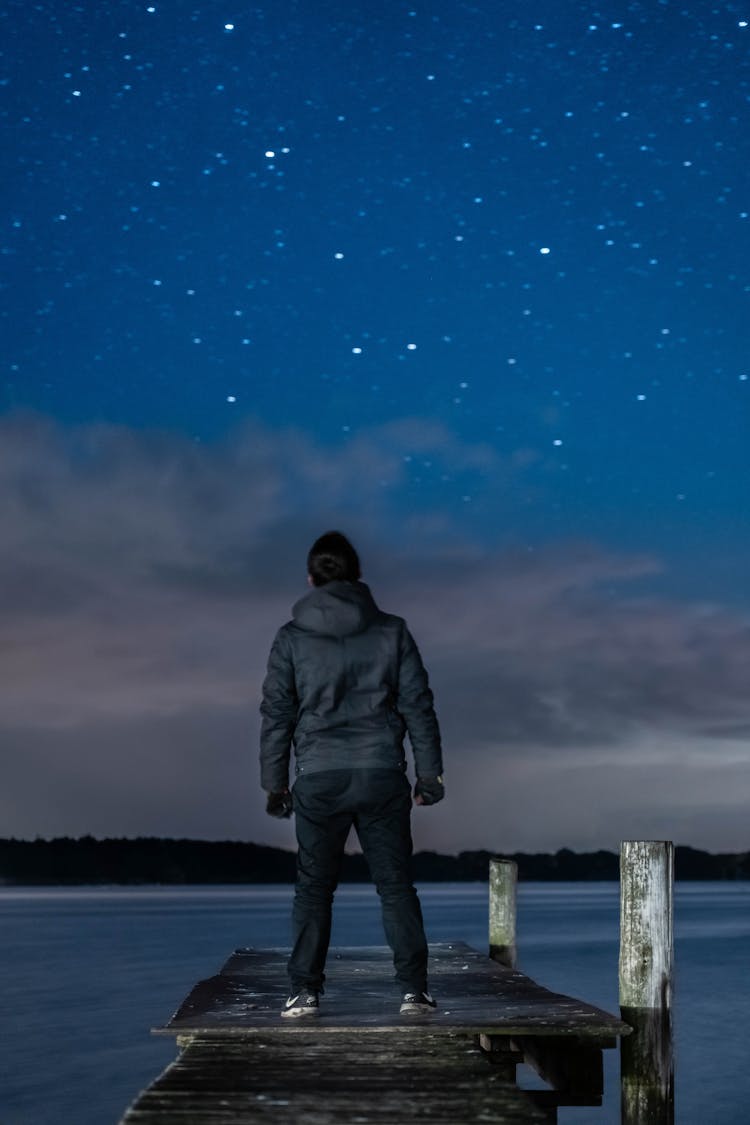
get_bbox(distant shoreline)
[1,836,748,885]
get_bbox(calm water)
[1,882,747,1124]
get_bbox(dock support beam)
[489,856,517,968]
[619,840,674,1125]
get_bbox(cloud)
[2,412,749,850]
[410,731,750,853]
[0,411,519,726]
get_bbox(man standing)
[260,531,444,1018]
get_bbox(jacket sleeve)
[396,623,443,779]
[259,628,298,792]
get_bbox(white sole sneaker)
[280,993,320,1018]
[400,991,437,1015]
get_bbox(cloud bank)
[2,412,749,852]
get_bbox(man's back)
[260,579,441,788]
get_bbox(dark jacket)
[260,580,442,792]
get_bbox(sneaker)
[400,990,437,1015]
[280,991,320,1018]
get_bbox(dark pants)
[288,768,429,994]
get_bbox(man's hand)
[414,776,444,806]
[266,790,293,818]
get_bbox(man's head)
[307,530,361,587]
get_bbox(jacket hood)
[292,580,379,637]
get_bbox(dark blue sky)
[3,2,749,850]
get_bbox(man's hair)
[307,531,361,587]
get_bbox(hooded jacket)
[259,580,442,792]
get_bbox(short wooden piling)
[619,840,674,1125]
[489,856,518,968]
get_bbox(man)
[260,530,444,1018]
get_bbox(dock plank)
[121,1032,550,1124]
[157,942,628,1040]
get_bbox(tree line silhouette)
[1,837,747,885]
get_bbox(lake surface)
[1,882,747,1124]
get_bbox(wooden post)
[489,856,517,968]
[619,840,674,1125]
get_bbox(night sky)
[3,1,749,854]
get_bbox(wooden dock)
[120,941,630,1124]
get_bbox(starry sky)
[3,1,749,855]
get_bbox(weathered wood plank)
[156,943,629,1040]
[121,1032,550,1124]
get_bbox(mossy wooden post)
[489,856,517,968]
[619,840,674,1125]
